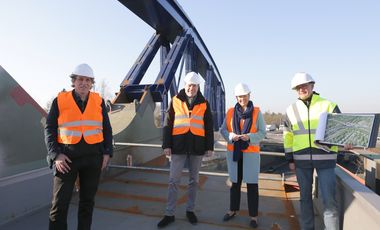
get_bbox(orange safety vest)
[57,91,104,144]
[172,97,206,137]
[226,107,260,153]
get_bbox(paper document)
[314,112,328,143]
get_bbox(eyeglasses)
[295,83,311,91]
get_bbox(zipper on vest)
[307,105,312,161]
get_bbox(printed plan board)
[315,113,380,148]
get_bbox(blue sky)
[0,0,379,113]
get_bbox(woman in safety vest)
[220,83,266,228]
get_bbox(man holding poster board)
[283,72,352,230]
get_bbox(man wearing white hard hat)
[283,72,348,230]
[220,83,266,228]
[158,71,214,228]
[45,63,113,229]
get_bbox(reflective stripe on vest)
[225,107,260,153]
[293,154,337,160]
[57,91,104,144]
[285,94,338,154]
[172,97,206,137]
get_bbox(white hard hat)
[184,71,202,85]
[291,72,315,89]
[234,83,251,96]
[71,63,94,79]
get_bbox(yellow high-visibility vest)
[284,94,338,160]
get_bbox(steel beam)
[117,0,225,128]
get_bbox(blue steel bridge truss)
[114,0,225,130]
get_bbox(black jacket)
[45,90,113,168]
[162,89,214,155]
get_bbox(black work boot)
[186,211,198,225]
[157,215,175,228]
[250,219,258,228]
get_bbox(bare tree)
[44,89,66,112]
[263,111,285,127]
[44,97,54,112]
[94,79,112,101]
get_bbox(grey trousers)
[165,154,203,216]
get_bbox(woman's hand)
[240,134,249,141]
[232,133,240,142]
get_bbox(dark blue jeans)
[296,167,338,230]
[49,154,102,230]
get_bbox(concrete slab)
[1,168,305,230]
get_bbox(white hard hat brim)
[292,80,315,90]
[70,74,94,79]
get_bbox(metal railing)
[110,141,291,182]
